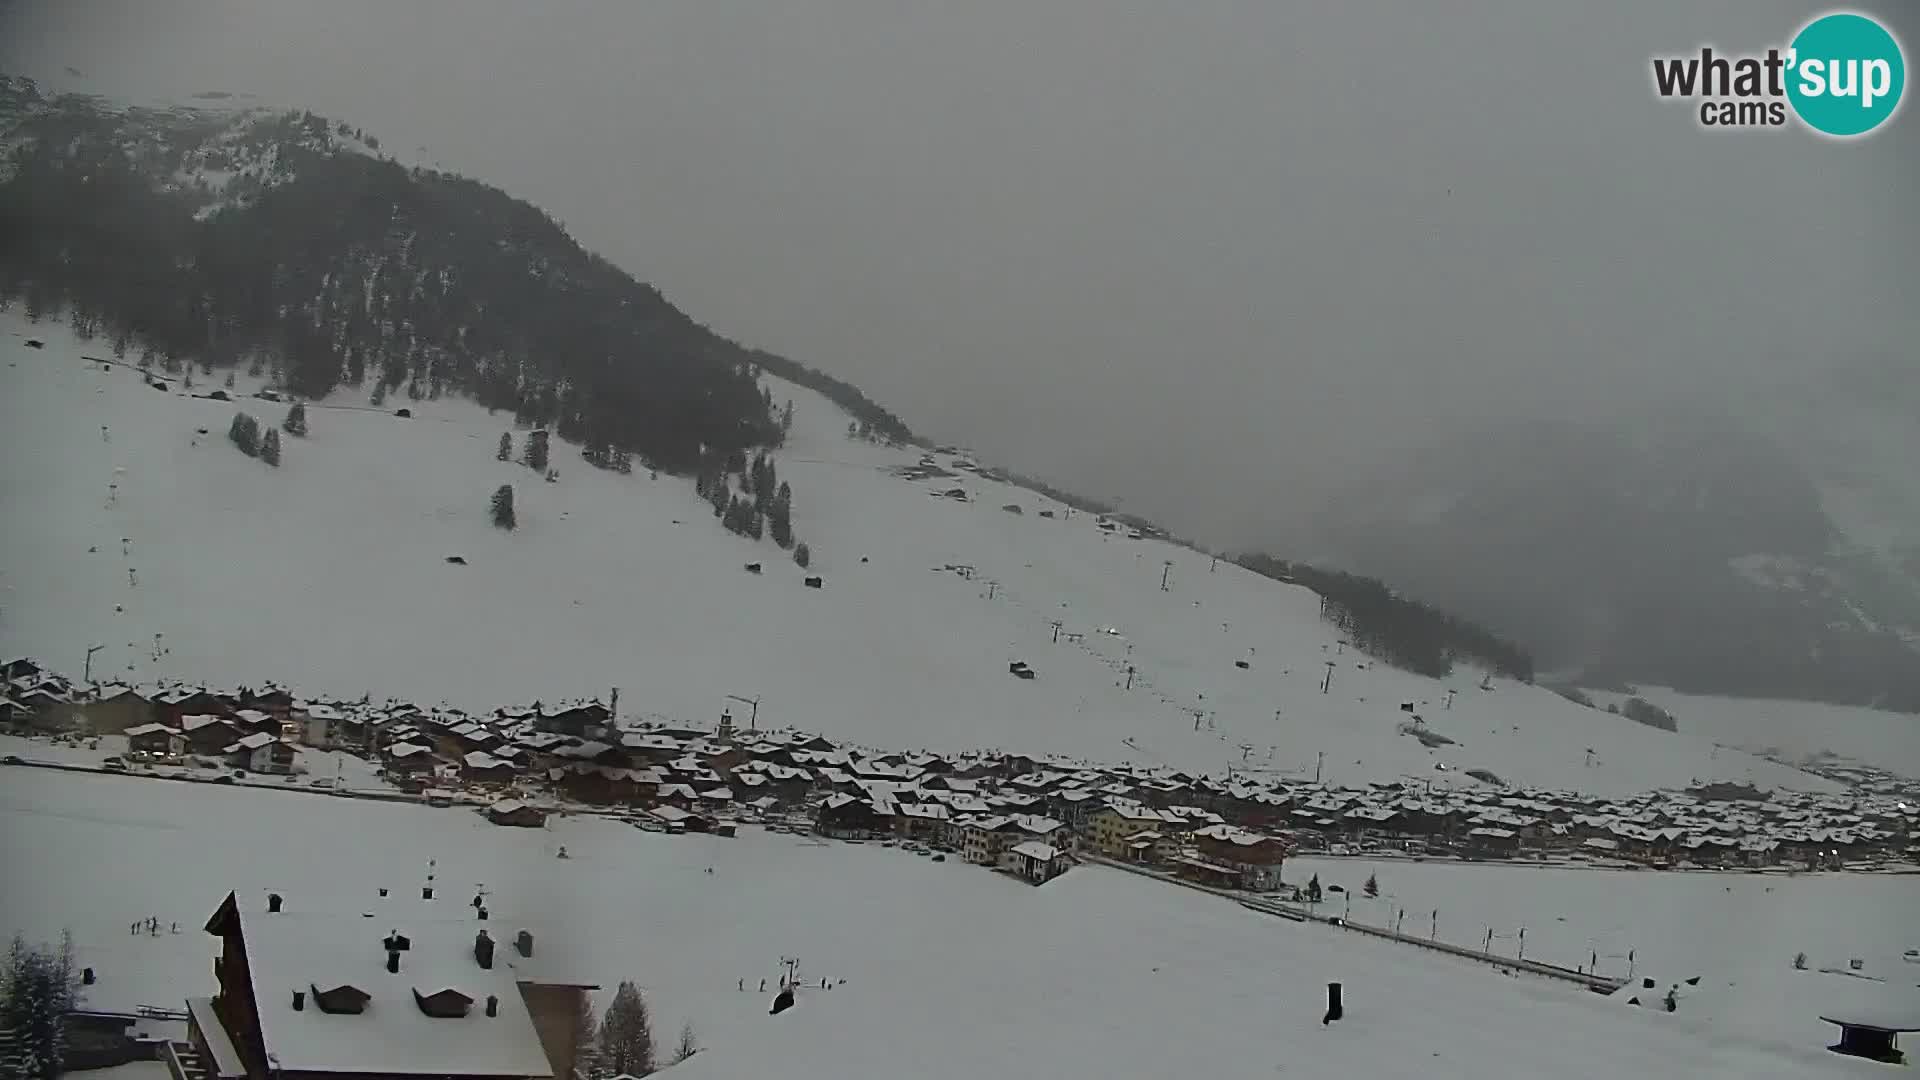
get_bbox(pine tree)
[524,430,550,473]
[229,413,261,457]
[847,420,858,438]
[282,402,308,437]
[492,485,516,530]
[261,428,282,466]
[1363,872,1379,899]
[781,399,794,433]
[571,995,602,1080]
[223,371,236,389]
[370,380,387,407]
[595,981,656,1077]
[768,486,794,549]
[497,432,512,462]
[3,930,81,1080]
[671,1021,700,1065]
[793,542,811,569]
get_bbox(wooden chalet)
[189,890,595,1080]
[125,722,186,757]
[74,687,157,735]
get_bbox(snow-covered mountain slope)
[0,316,1849,796]
[1584,686,1920,778]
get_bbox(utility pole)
[1321,661,1335,695]
[84,644,105,685]
[726,694,761,735]
[1315,751,1325,785]
[1160,561,1172,591]
[1444,689,1456,710]
[986,581,998,600]
[1124,665,1135,691]
[1049,620,1062,644]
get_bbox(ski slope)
[0,316,1852,796]
[0,769,1899,1078]
[1583,686,1920,778]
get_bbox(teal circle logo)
[1787,12,1905,137]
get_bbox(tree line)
[1237,555,1535,682]
[0,84,911,476]
[695,449,803,559]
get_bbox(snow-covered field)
[1,768,1905,1078]
[1583,686,1920,778]
[0,317,1876,798]
[1281,853,1919,1051]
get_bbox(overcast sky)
[2,0,1912,545]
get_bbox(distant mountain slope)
[0,318,1845,795]
[0,76,912,471]
[1307,414,1920,712]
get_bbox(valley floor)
[2,767,1914,1077]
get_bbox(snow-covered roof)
[388,742,431,759]
[1010,841,1060,861]
[180,714,232,732]
[227,899,555,1078]
[124,722,175,737]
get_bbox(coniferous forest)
[1237,555,1535,682]
[0,77,913,474]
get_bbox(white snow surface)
[0,316,1855,797]
[1583,686,1920,778]
[1282,854,1920,1053]
[1,769,1903,1079]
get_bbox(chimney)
[387,948,401,974]
[474,931,494,970]
[485,994,499,1018]
[514,930,534,958]
[268,892,283,913]
[293,990,305,1011]
[82,967,95,986]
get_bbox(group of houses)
[3,659,302,775]
[8,655,1918,881]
